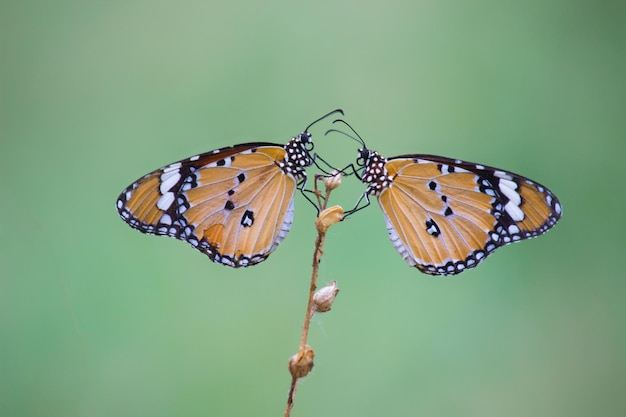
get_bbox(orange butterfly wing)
[375,155,561,275]
[117,142,300,267]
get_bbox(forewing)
[379,155,562,275]
[116,143,297,267]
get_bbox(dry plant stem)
[300,229,326,348]
[285,378,298,417]
[284,230,327,417]
[284,177,332,417]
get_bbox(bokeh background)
[1,1,624,416]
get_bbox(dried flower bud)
[288,345,315,378]
[312,281,340,313]
[323,170,343,191]
[315,205,344,233]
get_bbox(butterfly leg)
[310,153,342,176]
[335,162,362,180]
[296,176,323,214]
[342,192,371,218]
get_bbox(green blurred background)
[1,1,624,416]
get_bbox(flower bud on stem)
[313,281,340,313]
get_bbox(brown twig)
[284,173,342,417]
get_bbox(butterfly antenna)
[325,119,367,148]
[305,108,345,132]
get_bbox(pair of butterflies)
[116,109,561,275]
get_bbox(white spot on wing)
[163,162,182,172]
[499,179,521,205]
[494,170,513,180]
[160,171,181,194]
[157,192,175,211]
[504,201,525,221]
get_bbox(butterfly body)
[356,148,562,275]
[116,134,316,268]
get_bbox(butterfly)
[116,109,343,267]
[332,121,562,275]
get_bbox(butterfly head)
[357,148,391,196]
[356,147,371,168]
